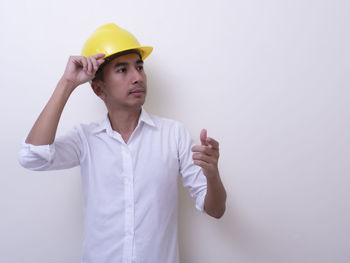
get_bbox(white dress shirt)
[18,107,207,263]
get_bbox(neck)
[107,106,142,136]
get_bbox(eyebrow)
[113,59,144,69]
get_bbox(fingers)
[92,53,105,59]
[89,56,97,71]
[207,137,219,150]
[63,54,105,85]
[193,130,220,177]
[86,56,93,74]
[200,129,207,146]
[81,55,105,75]
[191,145,219,158]
[192,152,217,164]
[199,129,219,150]
[79,56,88,72]
[89,54,105,70]
[97,58,105,66]
[70,54,104,70]
[193,159,217,172]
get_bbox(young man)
[18,23,226,263]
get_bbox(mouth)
[130,90,145,96]
[129,87,146,96]
[131,90,144,93]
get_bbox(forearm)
[204,174,227,219]
[25,78,76,145]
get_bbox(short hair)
[91,49,142,83]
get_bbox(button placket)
[122,144,135,262]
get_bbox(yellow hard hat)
[81,23,153,60]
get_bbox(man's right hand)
[61,53,105,88]
[25,53,105,146]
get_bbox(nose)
[131,67,143,84]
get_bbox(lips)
[129,88,145,95]
[131,89,144,94]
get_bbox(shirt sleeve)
[18,126,82,171]
[176,122,207,213]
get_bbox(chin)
[130,101,145,109]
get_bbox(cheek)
[104,77,125,92]
[140,72,147,84]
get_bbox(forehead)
[108,53,142,66]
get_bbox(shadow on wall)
[178,179,274,263]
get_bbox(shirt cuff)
[21,139,55,161]
[18,138,56,170]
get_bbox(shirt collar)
[92,106,156,134]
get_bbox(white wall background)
[1,0,349,262]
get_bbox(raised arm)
[25,54,105,145]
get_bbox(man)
[18,23,226,263]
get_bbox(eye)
[116,68,126,73]
[137,65,144,71]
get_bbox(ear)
[91,81,106,100]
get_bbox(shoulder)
[69,118,105,137]
[147,112,186,131]
[146,112,193,145]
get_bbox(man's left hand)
[191,129,220,179]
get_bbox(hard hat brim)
[102,46,153,61]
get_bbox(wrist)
[206,171,221,183]
[58,77,78,92]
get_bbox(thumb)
[200,129,207,146]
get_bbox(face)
[91,53,147,111]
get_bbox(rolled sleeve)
[176,122,207,213]
[18,126,82,171]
